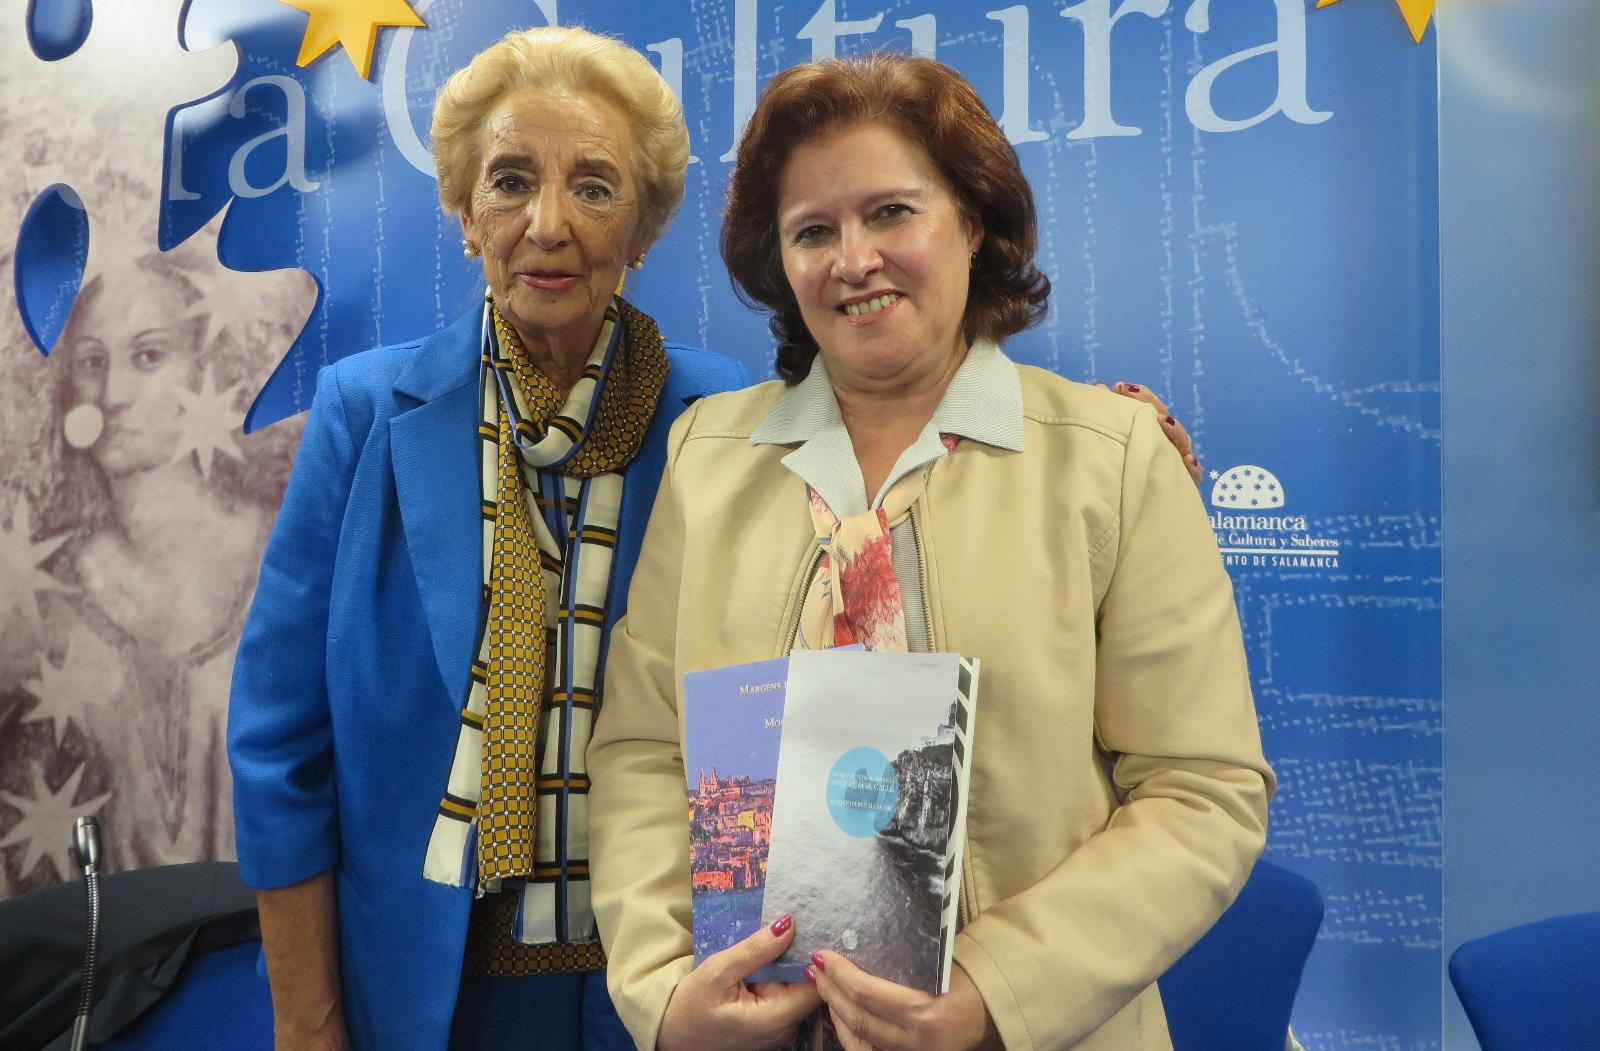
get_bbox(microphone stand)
[68,815,102,1051]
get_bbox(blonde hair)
[431,26,690,247]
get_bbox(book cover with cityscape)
[682,655,799,981]
[760,651,976,994]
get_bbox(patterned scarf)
[794,439,965,1051]
[423,295,667,970]
[796,434,960,652]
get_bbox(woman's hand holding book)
[807,952,1000,1051]
[657,913,820,1051]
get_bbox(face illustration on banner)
[777,120,982,393]
[0,232,303,893]
[61,269,207,477]
[461,87,648,358]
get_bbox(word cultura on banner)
[371,0,1339,181]
[632,0,1333,156]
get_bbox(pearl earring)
[463,241,480,259]
[628,254,646,270]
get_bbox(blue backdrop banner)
[6,1,1441,1046]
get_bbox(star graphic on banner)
[279,0,426,80]
[1317,0,1435,45]
[21,630,122,750]
[169,368,248,479]
[0,763,110,882]
[0,496,72,633]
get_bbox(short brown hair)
[721,52,1050,384]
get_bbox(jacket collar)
[392,297,724,409]
[388,298,720,711]
[388,302,485,712]
[749,340,1024,515]
[392,300,485,405]
[750,339,1025,452]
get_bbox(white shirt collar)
[750,340,1024,515]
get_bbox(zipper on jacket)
[907,505,936,652]
[783,544,826,655]
[910,503,974,930]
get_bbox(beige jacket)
[589,362,1275,1051]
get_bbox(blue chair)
[1159,858,1324,1051]
[1449,912,1600,1050]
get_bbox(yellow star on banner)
[279,0,426,80]
[1317,0,1435,45]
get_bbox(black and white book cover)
[758,650,979,994]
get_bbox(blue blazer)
[228,305,749,1050]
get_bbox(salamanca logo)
[1208,465,1340,570]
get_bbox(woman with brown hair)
[589,53,1272,1051]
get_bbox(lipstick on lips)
[518,268,580,292]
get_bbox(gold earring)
[463,240,480,259]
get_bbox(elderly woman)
[588,53,1274,1051]
[226,26,749,1051]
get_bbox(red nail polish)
[804,966,817,985]
[1164,415,1176,426]
[1126,384,1141,393]
[770,914,792,937]
[810,952,826,972]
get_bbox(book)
[758,650,979,995]
[681,655,801,982]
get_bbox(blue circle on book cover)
[825,747,900,838]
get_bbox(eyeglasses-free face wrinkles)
[461,87,648,383]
